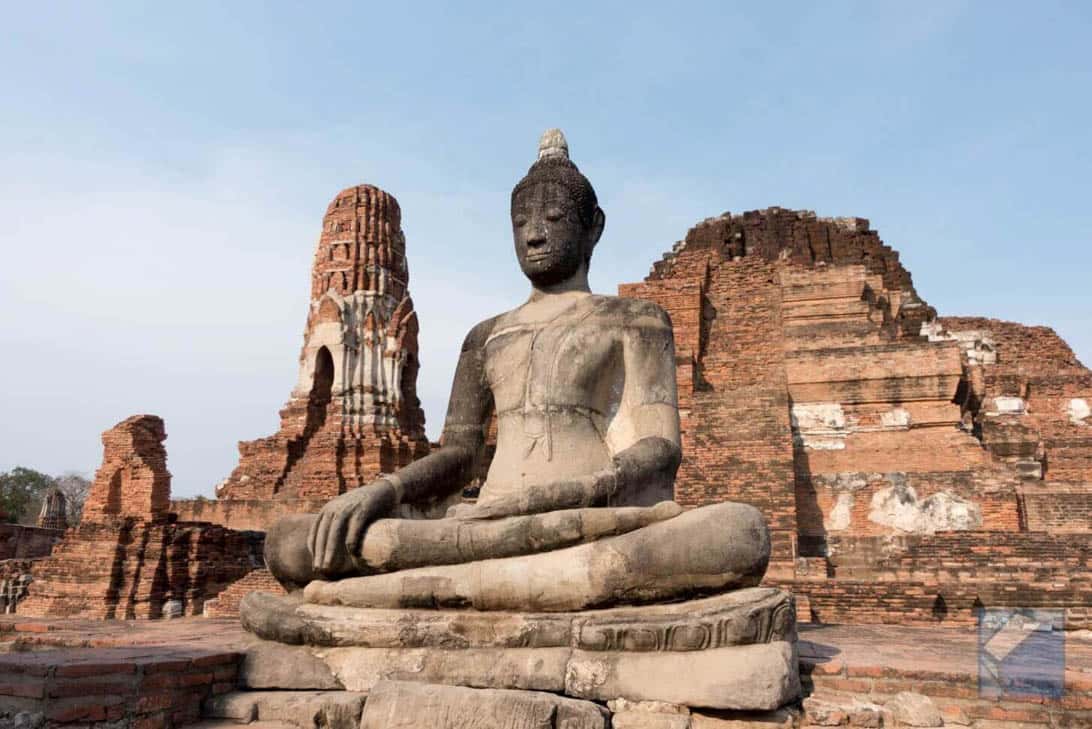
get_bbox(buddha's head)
[511,129,605,288]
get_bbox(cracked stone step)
[203,690,366,729]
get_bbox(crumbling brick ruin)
[0,501,66,615]
[620,207,1090,629]
[18,415,262,619]
[174,185,431,531]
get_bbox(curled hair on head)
[511,130,600,229]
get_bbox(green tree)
[0,467,56,524]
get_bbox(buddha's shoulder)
[460,314,503,352]
[587,295,673,330]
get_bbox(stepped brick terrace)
[619,207,1091,629]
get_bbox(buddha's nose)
[526,221,548,247]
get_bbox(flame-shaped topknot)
[537,128,569,161]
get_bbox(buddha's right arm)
[384,316,497,505]
[309,319,495,573]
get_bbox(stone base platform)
[237,587,801,711]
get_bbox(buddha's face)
[512,182,594,287]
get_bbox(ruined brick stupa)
[216,186,430,504]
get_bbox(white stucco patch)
[869,484,982,534]
[825,492,854,532]
[920,322,997,365]
[1065,398,1090,425]
[880,407,912,429]
[791,402,847,450]
[987,396,1026,416]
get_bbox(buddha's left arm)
[599,302,682,504]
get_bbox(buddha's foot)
[304,501,769,611]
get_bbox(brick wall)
[788,531,1091,630]
[0,646,239,728]
[81,415,170,523]
[202,568,285,618]
[1020,485,1092,533]
[19,518,263,620]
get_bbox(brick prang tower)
[218,185,430,501]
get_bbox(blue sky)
[2,2,1089,497]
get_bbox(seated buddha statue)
[262,129,770,613]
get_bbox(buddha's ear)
[589,206,605,246]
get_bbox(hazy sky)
[2,3,1089,498]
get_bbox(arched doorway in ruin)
[276,346,335,493]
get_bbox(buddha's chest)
[483,319,623,416]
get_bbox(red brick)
[0,678,46,699]
[177,671,214,687]
[56,661,137,677]
[49,678,135,698]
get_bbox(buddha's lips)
[525,250,554,261]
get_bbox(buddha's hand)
[308,479,399,575]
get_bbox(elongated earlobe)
[591,207,605,244]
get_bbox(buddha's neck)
[528,266,591,301]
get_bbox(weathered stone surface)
[237,630,800,710]
[609,700,693,729]
[611,712,691,729]
[205,690,366,729]
[242,586,793,650]
[1,711,44,729]
[303,502,769,612]
[885,691,942,727]
[358,501,682,571]
[607,698,690,715]
[239,640,343,690]
[359,680,609,729]
[322,647,570,693]
[565,641,800,711]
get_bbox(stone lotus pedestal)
[238,586,801,718]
